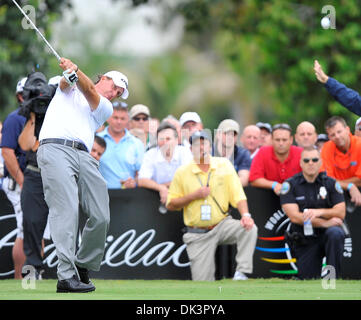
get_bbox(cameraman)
[18,73,57,278]
[1,77,28,279]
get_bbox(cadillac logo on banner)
[0,214,190,279]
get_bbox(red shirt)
[249,145,303,183]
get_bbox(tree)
[0,0,71,120]
[131,0,361,131]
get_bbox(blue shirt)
[233,145,252,172]
[97,128,144,189]
[325,77,361,116]
[0,108,26,178]
[212,144,251,173]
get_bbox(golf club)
[12,0,61,61]
[12,0,78,85]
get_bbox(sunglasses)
[272,123,292,132]
[133,116,149,122]
[303,158,319,163]
[112,101,128,108]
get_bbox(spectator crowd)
[1,59,361,282]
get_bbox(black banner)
[0,187,360,279]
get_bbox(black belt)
[40,138,88,152]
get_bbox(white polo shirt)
[138,145,193,184]
[39,86,113,152]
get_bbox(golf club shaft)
[12,0,61,61]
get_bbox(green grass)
[1,278,361,300]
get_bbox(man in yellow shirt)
[167,130,258,281]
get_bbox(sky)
[52,0,184,57]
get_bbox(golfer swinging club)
[37,57,129,293]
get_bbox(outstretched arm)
[58,57,100,111]
[314,60,361,116]
[314,60,329,83]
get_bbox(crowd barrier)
[1,186,360,279]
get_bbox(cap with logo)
[129,104,150,119]
[179,112,202,127]
[103,71,129,99]
[217,119,240,134]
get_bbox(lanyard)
[196,171,211,187]
[195,171,227,215]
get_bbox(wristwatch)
[242,213,251,218]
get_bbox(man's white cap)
[356,117,361,128]
[16,77,27,93]
[103,71,129,99]
[217,119,240,134]
[129,104,150,119]
[179,112,202,127]
[48,75,62,86]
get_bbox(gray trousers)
[183,216,258,281]
[37,143,110,280]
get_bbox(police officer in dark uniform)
[280,147,346,279]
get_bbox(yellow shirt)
[167,156,247,227]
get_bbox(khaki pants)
[183,216,258,281]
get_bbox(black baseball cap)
[189,130,212,144]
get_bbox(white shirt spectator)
[139,145,193,184]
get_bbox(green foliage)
[132,0,361,131]
[0,0,71,121]
[139,54,190,120]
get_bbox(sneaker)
[233,271,248,281]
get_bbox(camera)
[18,72,57,120]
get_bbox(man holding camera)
[1,77,27,279]
[37,57,128,293]
[17,72,57,280]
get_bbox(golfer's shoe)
[56,275,95,293]
[233,271,249,281]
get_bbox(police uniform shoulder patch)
[280,182,291,195]
[335,181,343,194]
